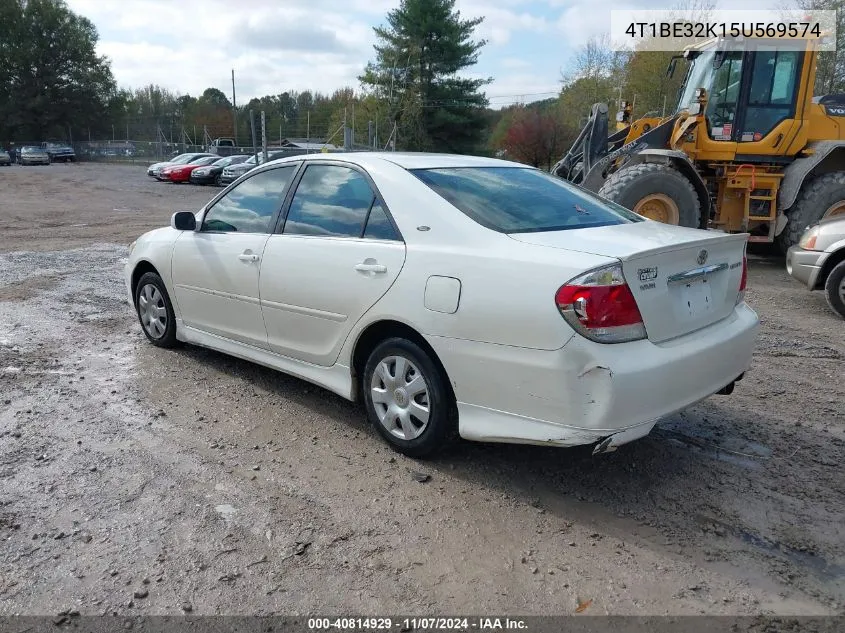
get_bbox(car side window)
[201,166,295,233]
[283,165,376,237]
[363,203,399,240]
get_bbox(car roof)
[263,151,528,171]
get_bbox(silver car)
[19,146,51,166]
[786,215,845,318]
[0,149,10,166]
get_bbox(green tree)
[360,0,491,153]
[0,0,116,141]
[798,0,845,94]
[198,87,230,108]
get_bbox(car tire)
[779,173,845,253]
[363,337,456,458]
[214,174,223,187]
[824,260,845,319]
[134,272,180,348]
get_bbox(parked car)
[0,149,10,166]
[42,141,75,162]
[159,155,222,183]
[125,153,759,458]
[786,215,845,319]
[147,153,213,179]
[189,155,249,186]
[19,146,50,165]
[219,151,286,185]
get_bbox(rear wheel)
[598,162,700,228]
[779,172,845,253]
[363,338,455,458]
[214,174,222,186]
[824,260,845,319]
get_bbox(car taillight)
[555,263,647,344]
[736,255,748,305]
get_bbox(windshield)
[192,156,218,166]
[411,167,643,233]
[22,147,39,153]
[677,49,715,113]
[170,154,195,164]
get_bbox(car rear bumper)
[427,302,759,449]
[786,245,827,289]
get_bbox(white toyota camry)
[125,152,760,457]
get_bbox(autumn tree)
[496,103,576,170]
[360,0,491,152]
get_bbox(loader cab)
[675,39,807,148]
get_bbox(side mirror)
[171,211,197,231]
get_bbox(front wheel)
[134,272,179,348]
[598,162,701,228]
[363,338,455,458]
[824,260,845,319]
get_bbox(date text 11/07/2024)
[307,618,529,631]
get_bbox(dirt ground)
[0,163,843,617]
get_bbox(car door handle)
[355,262,387,274]
[238,252,259,263]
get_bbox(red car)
[159,155,220,183]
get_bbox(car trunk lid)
[509,222,748,343]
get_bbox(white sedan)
[125,153,760,457]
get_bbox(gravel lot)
[0,163,843,617]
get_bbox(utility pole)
[306,111,310,154]
[231,69,238,145]
[249,109,258,163]
[261,111,268,162]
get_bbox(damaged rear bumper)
[427,303,759,451]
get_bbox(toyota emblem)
[697,249,709,265]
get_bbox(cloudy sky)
[64,0,777,107]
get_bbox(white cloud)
[66,0,560,103]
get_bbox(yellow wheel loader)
[553,35,845,252]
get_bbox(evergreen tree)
[360,0,491,153]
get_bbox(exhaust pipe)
[716,372,745,395]
[716,381,735,395]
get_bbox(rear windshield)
[411,167,643,233]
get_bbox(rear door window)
[283,164,377,237]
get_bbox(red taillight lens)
[736,254,748,304]
[555,264,647,344]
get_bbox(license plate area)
[677,277,713,318]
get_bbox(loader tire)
[598,162,700,228]
[778,172,845,254]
